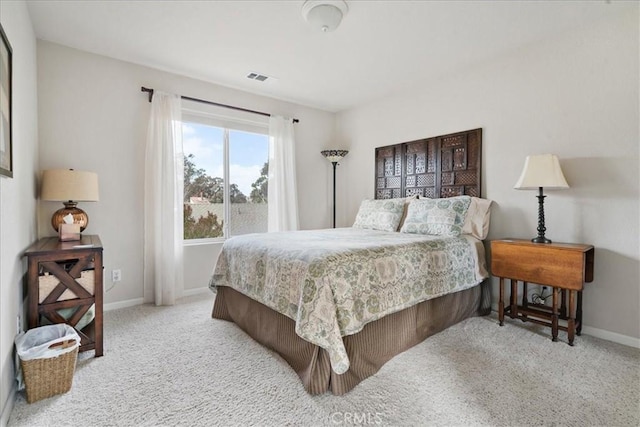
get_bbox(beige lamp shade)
[41,169,99,233]
[514,154,569,190]
[41,169,100,201]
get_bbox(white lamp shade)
[514,154,569,190]
[302,1,348,33]
[41,169,100,201]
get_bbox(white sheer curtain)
[144,91,184,305]
[268,115,299,232]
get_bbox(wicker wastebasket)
[15,324,80,403]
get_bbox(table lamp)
[514,154,569,243]
[41,169,99,232]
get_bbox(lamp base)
[51,201,89,232]
[532,187,551,244]
[531,236,552,244]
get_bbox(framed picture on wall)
[0,22,12,178]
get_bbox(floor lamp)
[321,150,349,228]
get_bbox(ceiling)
[26,1,627,113]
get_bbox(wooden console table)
[24,235,103,356]
[491,239,594,345]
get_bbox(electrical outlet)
[112,269,122,283]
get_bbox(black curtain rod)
[140,87,299,123]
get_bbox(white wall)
[336,9,639,340]
[36,41,336,305]
[0,2,39,424]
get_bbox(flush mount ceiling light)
[302,0,349,33]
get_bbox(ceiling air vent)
[246,72,270,82]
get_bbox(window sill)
[183,238,225,247]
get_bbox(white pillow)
[352,199,405,232]
[461,197,492,240]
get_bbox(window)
[182,108,269,242]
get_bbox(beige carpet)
[8,293,640,427]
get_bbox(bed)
[210,128,490,395]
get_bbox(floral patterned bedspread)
[209,228,488,375]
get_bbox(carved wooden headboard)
[375,128,482,199]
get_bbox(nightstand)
[24,235,103,356]
[491,239,594,345]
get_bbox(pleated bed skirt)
[212,281,491,395]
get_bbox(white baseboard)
[104,298,144,312]
[490,306,639,349]
[182,287,210,297]
[581,326,640,349]
[103,288,210,312]
[1,384,16,427]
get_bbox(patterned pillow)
[352,199,405,232]
[400,196,472,236]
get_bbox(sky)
[182,122,269,196]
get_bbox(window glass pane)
[182,122,225,240]
[228,129,269,235]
